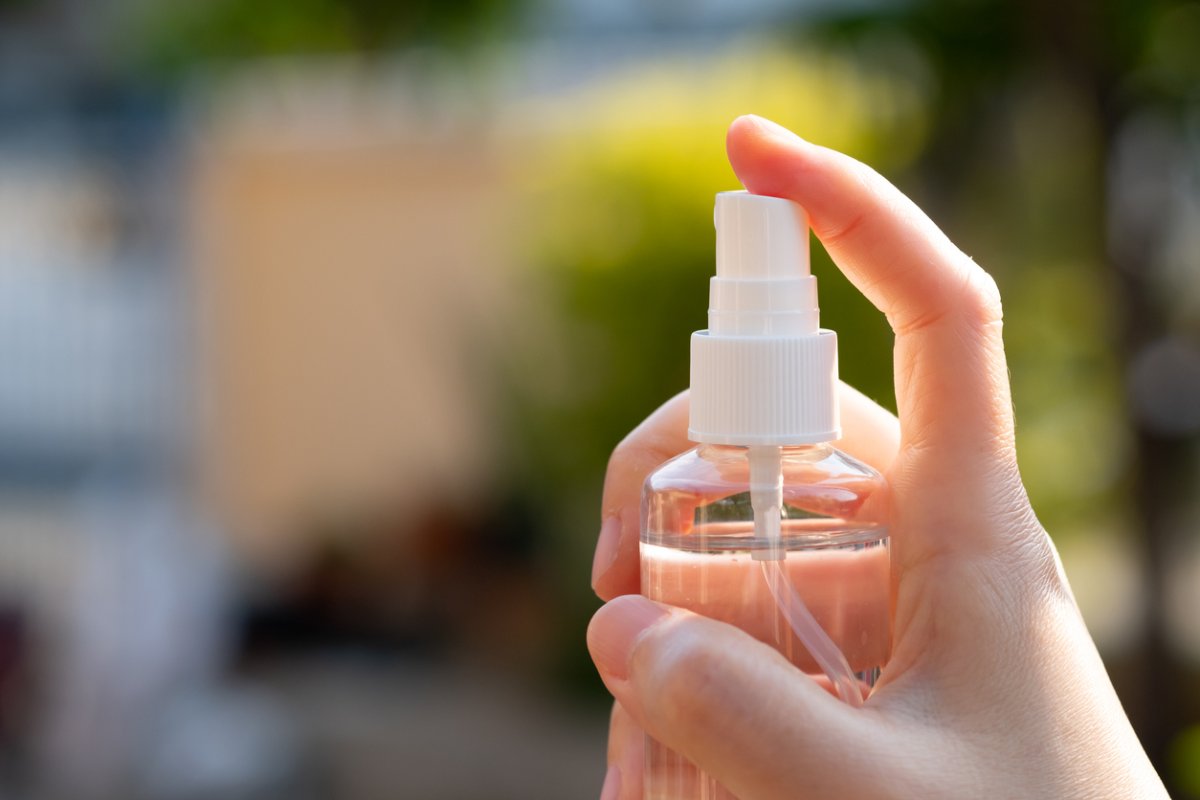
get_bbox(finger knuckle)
[608,431,660,483]
[604,437,643,498]
[958,262,1004,327]
[608,432,636,469]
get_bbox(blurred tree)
[120,0,522,77]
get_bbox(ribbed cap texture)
[689,330,840,445]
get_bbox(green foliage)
[120,0,519,77]
[1171,724,1200,798]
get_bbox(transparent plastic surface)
[641,443,889,800]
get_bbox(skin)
[586,115,1170,800]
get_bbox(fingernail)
[588,595,671,682]
[591,516,622,590]
[599,763,621,800]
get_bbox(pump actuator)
[688,191,840,445]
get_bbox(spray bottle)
[640,191,890,799]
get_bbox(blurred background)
[0,0,1198,797]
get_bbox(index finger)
[726,114,1013,463]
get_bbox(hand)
[586,115,1168,800]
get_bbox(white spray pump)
[690,190,862,707]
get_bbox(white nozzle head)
[690,190,840,446]
[715,190,810,281]
[709,191,818,337]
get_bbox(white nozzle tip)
[715,190,810,280]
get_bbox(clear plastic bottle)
[635,190,891,799]
[640,442,889,800]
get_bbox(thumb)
[587,595,882,800]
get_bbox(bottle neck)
[707,275,820,336]
[698,442,834,461]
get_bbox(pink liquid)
[641,444,890,799]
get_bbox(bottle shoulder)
[644,443,887,529]
[646,443,884,491]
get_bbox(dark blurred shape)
[1129,337,1200,437]
[239,496,550,670]
[0,604,29,782]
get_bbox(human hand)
[586,115,1168,799]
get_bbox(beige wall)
[192,104,516,570]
